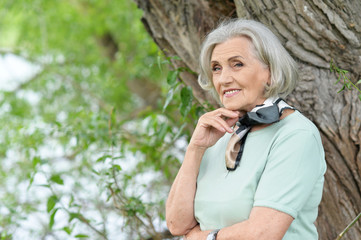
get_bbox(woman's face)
[211,36,270,112]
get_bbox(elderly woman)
[166,19,326,240]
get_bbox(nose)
[218,67,234,85]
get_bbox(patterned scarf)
[225,97,294,171]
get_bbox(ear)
[266,67,271,85]
[266,77,271,86]
[263,68,271,86]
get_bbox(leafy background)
[1,1,361,240]
[0,0,202,239]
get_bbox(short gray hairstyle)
[198,19,298,100]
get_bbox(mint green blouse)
[194,111,326,240]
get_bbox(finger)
[216,116,237,133]
[210,115,235,133]
[202,112,236,133]
[202,108,238,120]
[213,109,240,129]
[213,108,240,119]
[199,109,239,133]
[225,116,239,127]
[200,118,227,133]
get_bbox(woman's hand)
[189,108,240,149]
[184,224,211,240]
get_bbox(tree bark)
[133,0,361,239]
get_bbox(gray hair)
[198,19,298,100]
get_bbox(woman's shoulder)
[272,111,324,156]
[277,110,320,135]
[248,110,319,139]
[248,110,323,148]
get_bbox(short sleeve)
[253,130,325,218]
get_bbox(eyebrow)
[211,55,244,64]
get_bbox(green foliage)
[336,212,361,240]
[330,59,361,101]
[0,0,200,239]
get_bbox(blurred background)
[0,0,201,239]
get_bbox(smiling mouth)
[224,89,241,97]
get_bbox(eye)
[233,62,243,68]
[211,64,221,72]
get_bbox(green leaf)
[196,106,206,117]
[69,212,82,222]
[124,196,146,217]
[162,88,174,112]
[75,234,89,238]
[356,79,361,85]
[96,154,111,163]
[47,195,58,213]
[157,55,163,70]
[50,174,64,185]
[112,164,122,171]
[157,123,169,141]
[166,70,179,87]
[346,82,352,90]
[49,208,59,229]
[27,173,35,190]
[170,55,181,60]
[337,85,346,93]
[173,123,186,140]
[68,194,74,208]
[91,169,100,175]
[180,86,193,117]
[112,155,124,160]
[32,156,41,168]
[62,226,72,235]
[358,94,361,101]
[329,60,334,72]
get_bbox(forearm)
[216,221,256,240]
[185,207,292,240]
[186,221,273,240]
[166,144,206,235]
[185,221,251,240]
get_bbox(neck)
[250,108,295,132]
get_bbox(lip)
[223,88,241,98]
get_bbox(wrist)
[206,229,220,240]
[187,142,208,153]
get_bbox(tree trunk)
[133,0,361,239]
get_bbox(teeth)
[225,90,240,95]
